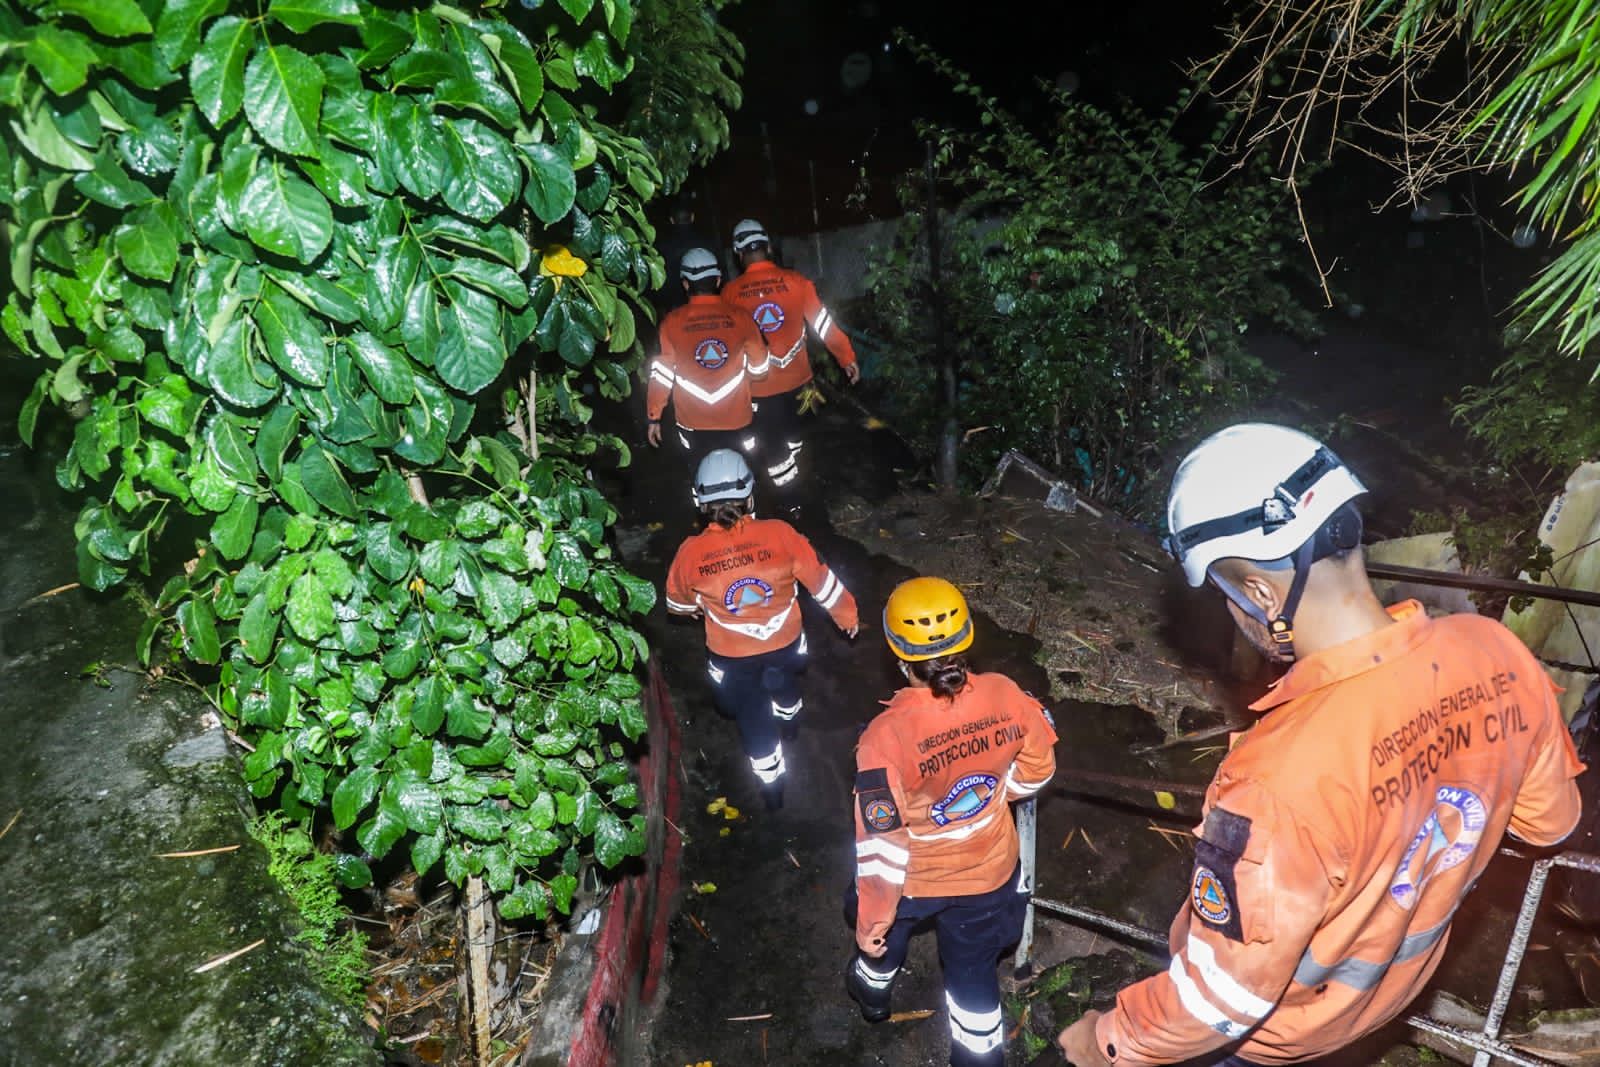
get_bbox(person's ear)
[1238,571,1282,618]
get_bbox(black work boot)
[845,955,894,1023]
[761,782,784,811]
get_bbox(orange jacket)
[722,260,856,397]
[664,514,857,658]
[1098,602,1585,1066]
[852,673,1058,952]
[647,294,770,430]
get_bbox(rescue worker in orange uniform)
[721,219,860,514]
[665,448,859,809]
[849,577,1057,1067]
[647,248,770,470]
[1056,423,1586,1067]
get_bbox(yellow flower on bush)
[541,245,588,278]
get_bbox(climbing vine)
[0,0,725,919]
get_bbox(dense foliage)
[0,0,729,920]
[622,0,743,196]
[861,44,1313,515]
[1457,330,1600,475]
[1216,0,1600,360]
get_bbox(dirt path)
[603,403,1215,1066]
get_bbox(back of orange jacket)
[1097,604,1585,1066]
[647,294,770,430]
[723,261,856,397]
[664,515,857,658]
[852,673,1058,953]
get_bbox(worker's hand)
[844,362,861,385]
[1057,1011,1111,1067]
[844,625,859,639]
[855,933,887,958]
[646,421,662,448]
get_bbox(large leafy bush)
[0,0,715,919]
[861,46,1314,516]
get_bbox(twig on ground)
[225,730,256,753]
[194,938,266,973]
[784,850,800,869]
[22,582,79,606]
[889,1009,936,1022]
[1147,823,1191,851]
[0,809,21,844]
[727,1013,772,1022]
[687,914,714,942]
[1079,828,1100,856]
[157,844,241,859]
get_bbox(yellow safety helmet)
[883,577,973,662]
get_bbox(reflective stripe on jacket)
[852,673,1057,952]
[1098,602,1586,1066]
[723,261,856,398]
[647,294,770,430]
[664,514,857,658]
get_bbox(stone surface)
[0,375,378,1067]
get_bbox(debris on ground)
[1005,951,1161,1061]
[829,486,1234,735]
[362,870,559,1066]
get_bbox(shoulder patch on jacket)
[855,768,900,833]
[1192,808,1253,942]
[856,768,889,791]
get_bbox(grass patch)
[250,812,369,1011]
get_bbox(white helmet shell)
[680,247,721,282]
[693,448,755,506]
[1167,423,1367,587]
[732,219,769,252]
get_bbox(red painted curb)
[565,657,683,1067]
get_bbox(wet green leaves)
[2,0,703,918]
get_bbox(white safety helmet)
[1168,423,1367,586]
[680,247,721,282]
[732,219,769,252]
[693,448,755,507]
[1168,424,1366,655]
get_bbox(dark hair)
[909,654,970,700]
[704,497,751,530]
[686,275,721,295]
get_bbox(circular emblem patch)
[724,576,773,614]
[863,798,897,832]
[753,301,786,334]
[694,338,730,369]
[1191,866,1232,925]
[929,773,998,827]
[1389,786,1486,911]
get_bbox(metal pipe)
[1028,897,1169,951]
[1059,769,1208,798]
[1015,798,1038,972]
[1473,858,1554,1067]
[1365,562,1600,610]
[1405,1015,1553,1067]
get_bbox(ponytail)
[704,497,751,530]
[909,655,970,700]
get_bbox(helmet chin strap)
[1210,538,1317,660]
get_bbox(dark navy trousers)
[706,635,807,786]
[849,865,1029,1066]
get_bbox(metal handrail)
[1014,817,1600,1067]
